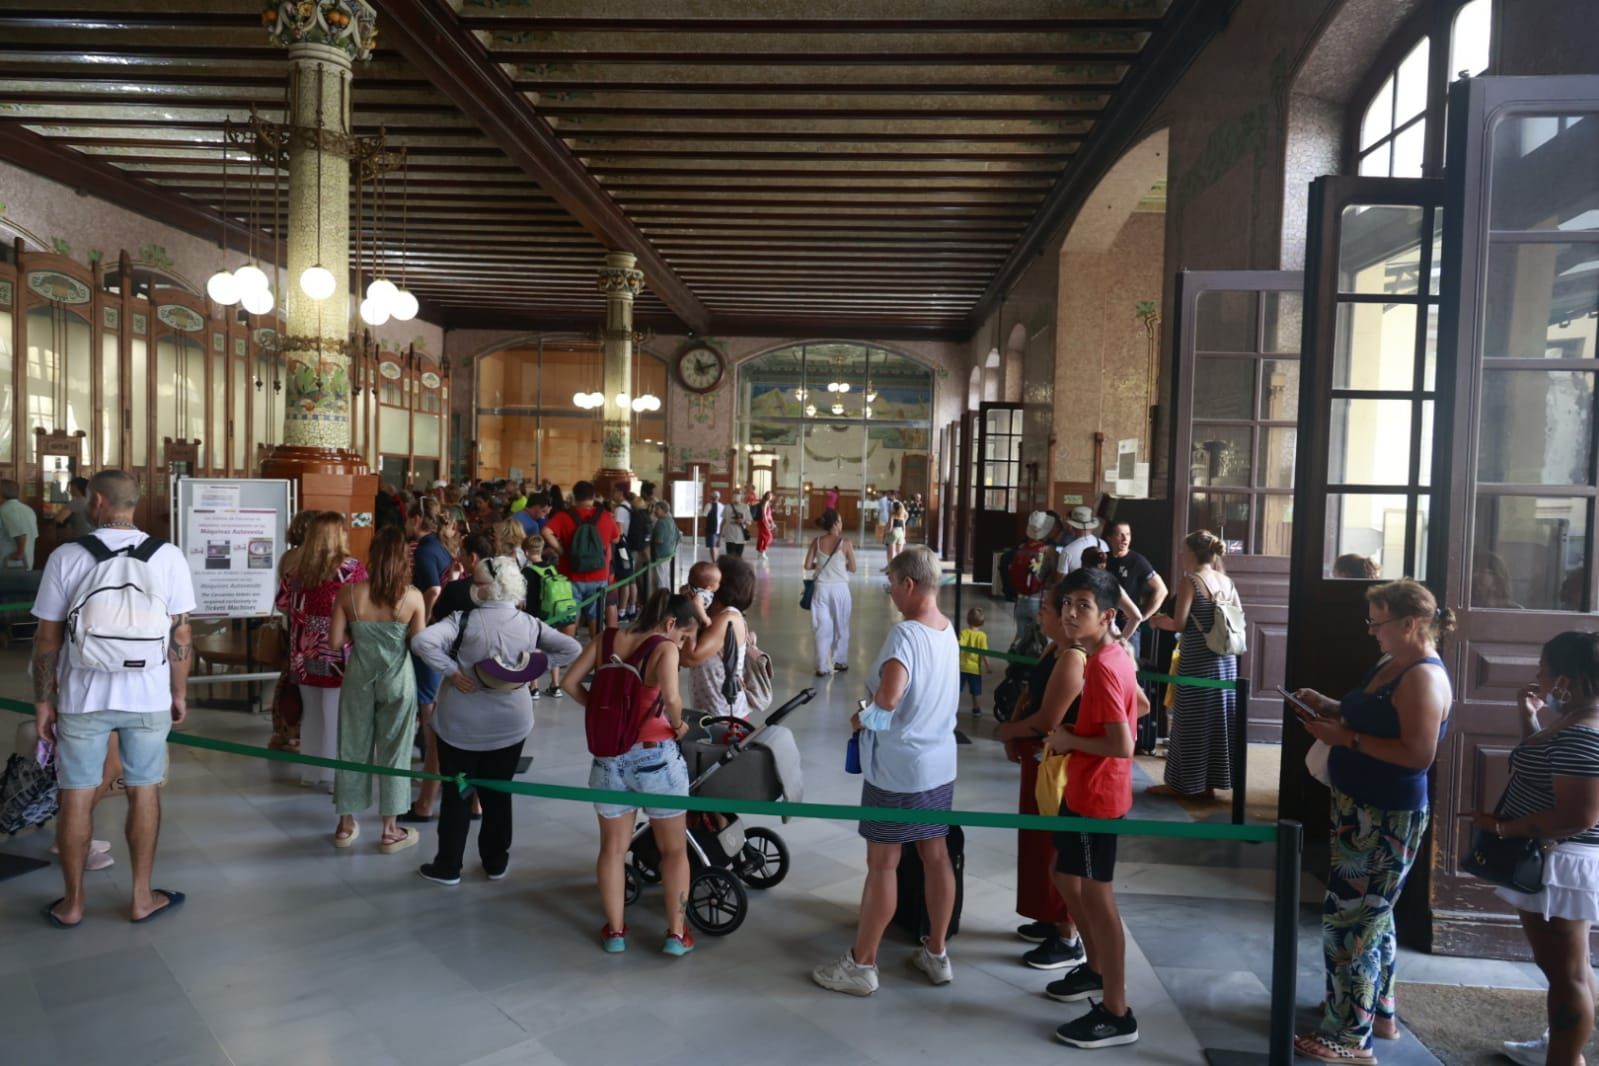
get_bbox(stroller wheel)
[686,868,748,937]
[623,865,642,907]
[630,853,661,885]
[736,827,790,889]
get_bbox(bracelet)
[1495,820,1504,838]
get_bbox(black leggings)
[433,735,525,879]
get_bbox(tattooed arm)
[31,619,63,742]
[169,612,192,725]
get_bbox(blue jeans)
[589,744,689,820]
[571,580,607,624]
[54,710,170,790]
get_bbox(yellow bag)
[1035,749,1069,817]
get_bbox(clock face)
[676,344,725,393]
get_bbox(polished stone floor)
[0,544,1532,1065]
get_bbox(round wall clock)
[675,342,726,394]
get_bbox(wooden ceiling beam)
[492,50,1136,66]
[573,149,1073,162]
[539,105,1103,121]
[587,166,1062,179]
[378,0,708,332]
[462,17,1159,33]
[562,130,1086,144]
[966,0,1232,333]
[514,80,1115,95]
[0,11,265,31]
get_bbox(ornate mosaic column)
[596,250,643,492]
[259,1,380,552]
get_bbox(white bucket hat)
[1066,505,1101,531]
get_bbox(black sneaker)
[1045,964,1104,1003]
[1023,935,1086,970]
[1017,920,1056,943]
[1054,1000,1138,1049]
[418,863,461,886]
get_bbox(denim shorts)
[413,655,441,705]
[589,744,689,820]
[571,580,607,623]
[54,711,170,790]
[960,673,982,696]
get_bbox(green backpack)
[569,508,608,573]
[524,562,578,626]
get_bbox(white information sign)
[173,477,295,618]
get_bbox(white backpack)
[64,535,172,672]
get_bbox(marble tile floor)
[0,545,1522,1065]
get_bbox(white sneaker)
[1502,1032,1549,1066]
[812,952,880,997]
[910,942,953,986]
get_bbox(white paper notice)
[196,483,242,512]
[186,507,279,616]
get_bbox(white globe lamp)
[206,269,240,306]
[233,263,269,294]
[241,285,275,316]
[391,288,419,322]
[299,264,336,301]
[359,297,390,326]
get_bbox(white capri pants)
[297,684,341,786]
[810,581,852,673]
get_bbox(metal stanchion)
[1232,677,1251,826]
[1269,819,1303,1066]
[1202,817,1302,1066]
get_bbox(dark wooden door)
[970,402,1024,584]
[1427,76,1599,958]
[1282,174,1448,946]
[1169,270,1304,740]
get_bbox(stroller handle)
[762,687,816,729]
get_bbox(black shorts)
[1053,808,1119,883]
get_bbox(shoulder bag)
[1462,828,1548,894]
[1200,576,1248,657]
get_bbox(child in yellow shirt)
[958,607,991,717]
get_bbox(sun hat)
[474,649,549,692]
[1066,505,1101,531]
[1026,511,1055,540]
[431,479,448,489]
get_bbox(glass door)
[1170,270,1303,739]
[1429,75,1599,957]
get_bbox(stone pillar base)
[593,468,634,500]
[260,445,378,561]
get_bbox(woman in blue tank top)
[1291,579,1454,1064]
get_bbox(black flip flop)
[130,889,185,924]
[43,898,80,929]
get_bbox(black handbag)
[1462,827,1548,894]
[799,578,815,611]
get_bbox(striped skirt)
[858,779,955,844]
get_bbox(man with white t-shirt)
[1057,505,1109,575]
[31,470,196,928]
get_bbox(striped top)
[1496,724,1599,844]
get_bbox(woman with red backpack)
[562,590,699,957]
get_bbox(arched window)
[1351,0,1494,177]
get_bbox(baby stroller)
[992,627,1046,722]
[625,688,813,936]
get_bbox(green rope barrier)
[0,699,1275,843]
[0,601,36,616]
[574,555,674,610]
[969,645,1242,691]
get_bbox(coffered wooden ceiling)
[0,0,1223,339]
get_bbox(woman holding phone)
[1290,579,1453,1064]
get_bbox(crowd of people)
[15,469,1598,1062]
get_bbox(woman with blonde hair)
[275,512,367,788]
[494,517,529,570]
[1292,579,1454,1063]
[1147,530,1238,800]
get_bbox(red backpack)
[1008,539,1048,597]
[584,628,669,757]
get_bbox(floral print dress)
[275,557,367,688]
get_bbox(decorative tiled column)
[258,1,379,553]
[595,250,643,494]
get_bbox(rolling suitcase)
[891,824,964,940]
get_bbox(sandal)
[379,827,419,854]
[333,822,360,849]
[1294,1033,1376,1064]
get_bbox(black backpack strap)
[75,534,116,563]
[129,536,166,563]
[448,605,476,662]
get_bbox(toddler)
[958,607,991,716]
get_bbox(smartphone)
[1276,686,1321,721]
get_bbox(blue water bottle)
[845,731,862,774]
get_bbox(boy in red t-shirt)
[541,480,620,645]
[1043,567,1143,1049]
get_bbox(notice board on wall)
[172,477,296,618]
